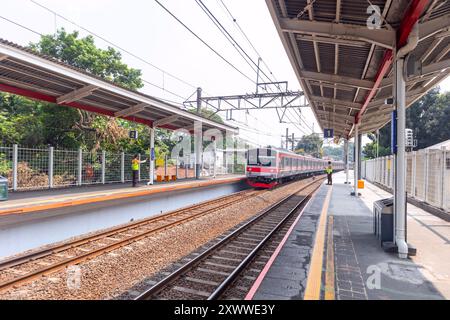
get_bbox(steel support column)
[353,126,359,197]
[344,139,349,184]
[195,87,202,180]
[395,58,409,259]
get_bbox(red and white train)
[246,147,344,188]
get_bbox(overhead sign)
[129,130,138,139]
[324,128,334,138]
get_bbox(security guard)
[325,161,333,185]
[132,154,147,187]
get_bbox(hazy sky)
[1,0,449,148]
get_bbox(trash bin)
[373,198,393,245]
[0,176,8,201]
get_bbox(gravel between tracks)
[0,178,320,300]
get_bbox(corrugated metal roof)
[267,0,450,139]
[0,38,238,134]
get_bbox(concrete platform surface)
[249,171,449,300]
[0,175,245,216]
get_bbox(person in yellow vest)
[325,161,333,185]
[132,154,147,187]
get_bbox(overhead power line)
[0,15,43,36]
[153,0,256,85]
[29,0,197,90]
[217,0,277,81]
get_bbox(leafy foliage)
[295,133,323,158]
[0,29,188,158]
[362,88,450,159]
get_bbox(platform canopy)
[0,39,238,134]
[267,0,450,139]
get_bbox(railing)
[362,147,449,212]
[0,145,237,191]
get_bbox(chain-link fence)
[0,144,244,191]
[363,148,449,212]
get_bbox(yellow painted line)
[325,216,335,300]
[0,177,245,216]
[304,185,332,300]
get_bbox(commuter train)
[246,147,344,188]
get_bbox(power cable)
[153,0,256,85]
[29,0,198,90]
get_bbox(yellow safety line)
[325,216,335,300]
[304,185,332,300]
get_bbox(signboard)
[129,130,138,139]
[324,128,334,138]
[391,110,397,154]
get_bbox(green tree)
[295,133,323,158]
[29,29,143,90]
[363,88,450,158]
[0,29,168,154]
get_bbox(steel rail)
[135,177,323,300]
[0,190,261,292]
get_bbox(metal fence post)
[164,154,167,177]
[121,152,125,183]
[138,154,141,182]
[213,140,217,178]
[102,150,106,184]
[440,147,446,209]
[48,146,54,189]
[176,156,178,179]
[412,151,416,198]
[185,155,188,179]
[443,148,448,211]
[77,148,82,186]
[12,144,18,191]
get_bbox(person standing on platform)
[132,155,147,187]
[325,161,333,185]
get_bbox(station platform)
[0,175,245,217]
[247,171,450,300]
[0,174,247,259]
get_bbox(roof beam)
[419,59,450,76]
[317,111,354,122]
[310,95,363,110]
[279,18,395,49]
[0,54,7,62]
[114,103,148,118]
[295,34,368,47]
[301,70,376,90]
[418,13,450,42]
[57,84,98,104]
[154,114,179,127]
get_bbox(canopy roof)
[267,0,450,138]
[0,39,238,134]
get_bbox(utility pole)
[292,133,295,151]
[256,57,261,94]
[285,128,289,151]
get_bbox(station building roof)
[266,0,450,139]
[0,39,238,134]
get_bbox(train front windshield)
[248,149,276,167]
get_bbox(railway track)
[135,177,324,300]
[0,189,264,292]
